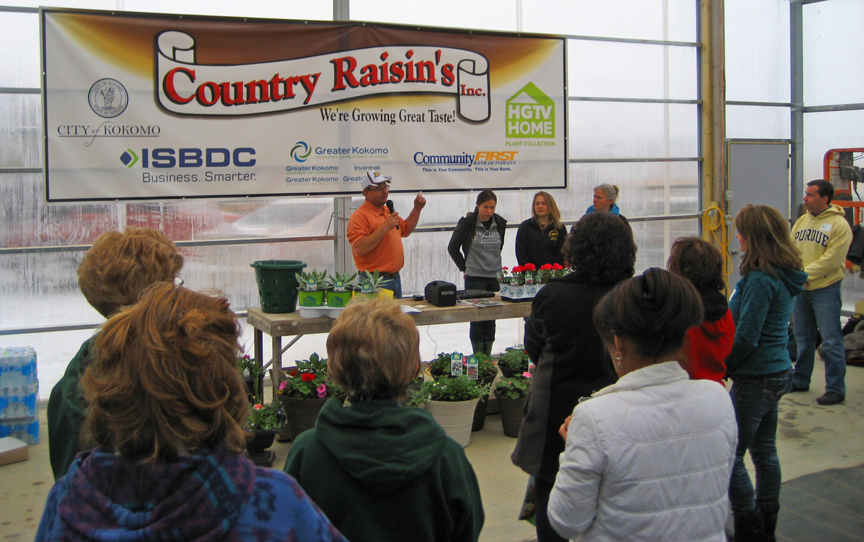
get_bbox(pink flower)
[253,404,264,410]
[316,384,327,398]
[522,371,533,379]
[279,381,287,391]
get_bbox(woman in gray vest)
[448,190,508,355]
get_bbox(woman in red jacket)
[667,237,735,384]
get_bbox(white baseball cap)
[361,170,392,191]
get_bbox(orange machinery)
[825,148,864,225]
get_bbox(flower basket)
[408,375,490,447]
[425,398,480,447]
[493,373,532,438]
[497,395,527,438]
[498,346,532,377]
[278,395,331,440]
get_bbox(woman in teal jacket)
[726,205,807,542]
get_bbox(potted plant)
[276,353,344,440]
[238,353,263,404]
[243,401,285,461]
[326,270,357,307]
[295,269,328,307]
[427,352,499,431]
[352,270,390,300]
[493,372,533,438]
[498,345,532,377]
[408,376,490,447]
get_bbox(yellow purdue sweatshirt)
[791,204,852,290]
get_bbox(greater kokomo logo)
[291,141,312,162]
[88,79,129,118]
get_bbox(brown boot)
[733,507,764,542]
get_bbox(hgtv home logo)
[506,83,554,138]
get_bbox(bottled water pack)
[0,347,39,443]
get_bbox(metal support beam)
[790,1,804,221]
[698,0,726,228]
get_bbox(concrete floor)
[2,360,863,541]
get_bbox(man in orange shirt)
[347,170,426,298]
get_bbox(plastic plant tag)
[466,355,478,380]
[450,353,463,376]
[525,271,534,285]
[306,277,318,292]
[334,280,345,292]
[361,282,372,294]
[528,359,536,374]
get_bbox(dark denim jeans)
[380,274,402,299]
[792,281,846,395]
[465,276,499,346]
[728,368,792,513]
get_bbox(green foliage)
[494,375,533,399]
[277,353,344,399]
[428,352,496,379]
[498,345,531,373]
[329,271,358,289]
[245,401,283,431]
[295,269,330,291]
[238,354,260,378]
[357,270,388,292]
[407,376,490,406]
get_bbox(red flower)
[540,264,553,270]
[502,267,509,272]
[523,263,536,271]
[301,373,316,382]
[512,265,524,273]
[552,263,564,270]
[253,404,264,410]
[290,369,299,377]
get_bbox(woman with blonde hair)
[285,298,484,542]
[726,204,807,541]
[37,283,344,542]
[516,191,567,267]
[49,227,184,480]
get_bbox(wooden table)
[246,295,533,394]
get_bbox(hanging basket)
[425,398,480,447]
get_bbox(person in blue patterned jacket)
[36,283,345,542]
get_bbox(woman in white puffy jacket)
[548,268,738,542]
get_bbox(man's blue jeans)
[380,275,402,299]
[728,369,792,513]
[792,281,846,395]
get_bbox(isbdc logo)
[506,82,554,138]
[291,141,312,162]
[119,148,256,168]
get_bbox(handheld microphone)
[386,200,399,229]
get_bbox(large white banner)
[42,9,567,202]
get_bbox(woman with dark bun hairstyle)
[547,268,737,542]
[512,212,635,542]
[725,204,807,541]
[36,283,345,542]
[667,236,736,384]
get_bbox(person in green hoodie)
[790,179,853,406]
[726,205,808,542]
[47,228,183,480]
[284,298,485,542]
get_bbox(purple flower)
[316,384,327,398]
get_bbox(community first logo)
[506,82,554,139]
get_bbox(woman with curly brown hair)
[512,212,636,542]
[37,283,345,542]
[48,227,184,480]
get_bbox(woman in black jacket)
[447,190,507,356]
[515,191,567,267]
[512,212,636,542]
